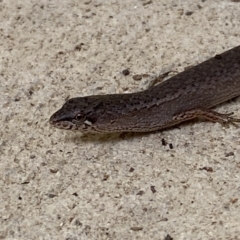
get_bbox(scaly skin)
[50,45,240,133]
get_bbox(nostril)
[49,112,60,124]
[49,114,56,123]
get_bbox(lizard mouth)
[49,110,79,130]
[49,120,78,130]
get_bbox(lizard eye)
[75,113,85,121]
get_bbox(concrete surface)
[1,0,240,239]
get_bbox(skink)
[50,45,240,133]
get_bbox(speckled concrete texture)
[1,0,240,239]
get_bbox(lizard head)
[49,96,104,132]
